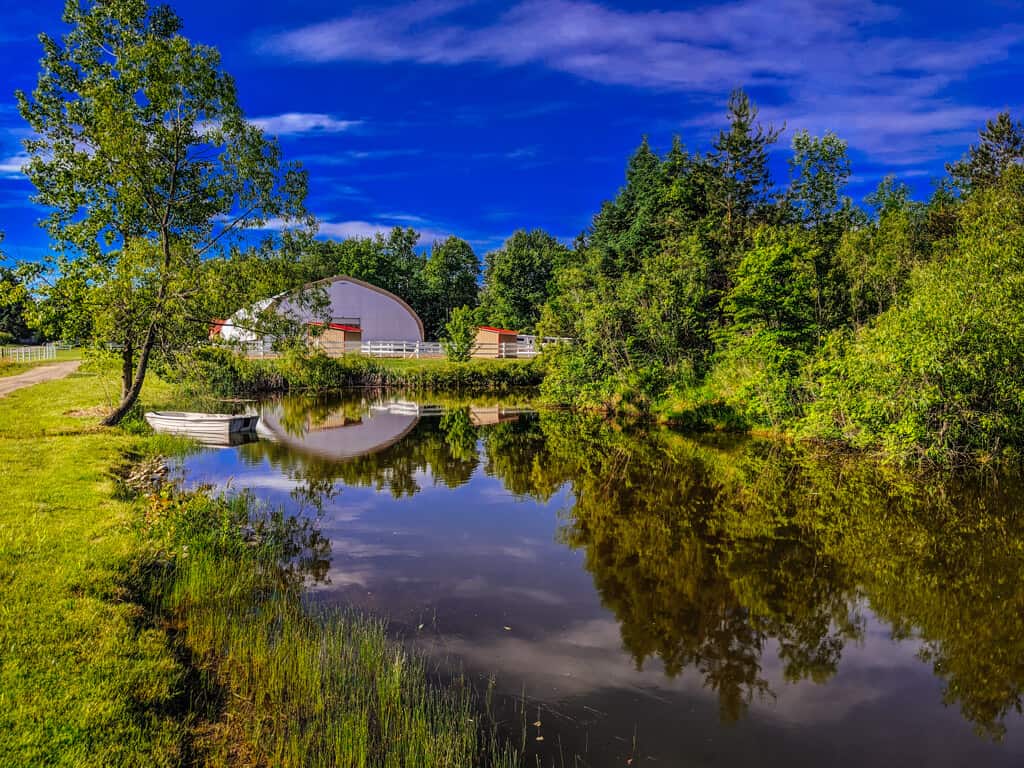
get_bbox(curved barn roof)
[302,275,424,340]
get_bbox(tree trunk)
[102,326,157,426]
[120,343,134,398]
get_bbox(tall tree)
[421,236,479,339]
[786,130,853,333]
[16,0,309,424]
[707,89,782,260]
[479,229,571,333]
[947,112,1024,194]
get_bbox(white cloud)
[259,215,451,244]
[250,112,362,135]
[261,0,1024,164]
[0,152,29,178]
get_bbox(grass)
[147,492,520,767]
[0,369,186,767]
[0,347,84,378]
[0,365,524,767]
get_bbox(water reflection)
[181,393,1024,765]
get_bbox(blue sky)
[1,0,1022,262]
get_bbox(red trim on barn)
[477,326,520,335]
[209,318,226,338]
[307,321,361,333]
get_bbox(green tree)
[0,234,32,342]
[478,229,571,333]
[707,89,783,265]
[947,112,1024,194]
[16,0,310,424]
[421,236,479,339]
[836,177,929,327]
[805,166,1024,461]
[709,226,818,426]
[786,130,853,332]
[441,304,476,362]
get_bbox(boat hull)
[144,412,259,446]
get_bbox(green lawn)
[0,370,188,767]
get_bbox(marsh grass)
[139,487,523,767]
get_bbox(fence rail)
[1,344,57,362]
[235,338,566,360]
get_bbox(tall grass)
[169,347,543,397]
[141,488,521,767]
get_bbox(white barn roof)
[220,275,424,342]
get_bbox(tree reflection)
[235,394,1024,738]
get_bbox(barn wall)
[277,279,423,341]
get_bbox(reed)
[142,489,521,767]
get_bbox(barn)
[219,275,424,343]
[474,326,519,358]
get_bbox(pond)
[178,392,1024,766]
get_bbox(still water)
[180,392,1024,766]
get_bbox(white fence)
[236,337,567,360]
[1,344,57,362]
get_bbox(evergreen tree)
[947,112,1024,194]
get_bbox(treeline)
[248,93,1024,463]
[538,95,1024,464]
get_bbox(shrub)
[441,305,476,362]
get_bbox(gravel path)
[0,360,82,398]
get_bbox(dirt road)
[0,360,82,398]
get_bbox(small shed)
[308,321,362,353]
[475,326,519,358]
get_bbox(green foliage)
[947,111,1024,194]
[422,237,480,338]
[0,235,32,342]
[172,347,542,397]
[803,167,1024,462]
[836,177,931,326]
[441,304,476,362]
[478,229,572,333]
[15,0,310,423]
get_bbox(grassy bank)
[0,367,521,766]
[173,347,543,397]
[0,369,186,766]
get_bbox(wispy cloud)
[251,112,362,135]
[0,153,29,179]
[262,0,1024,164]
[296,148,422,166]
[259,215,451,244]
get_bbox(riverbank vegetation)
[537,103,1024,464]
[0,366,523,766]
[171,347,541,397]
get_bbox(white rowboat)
[144,411,260,446]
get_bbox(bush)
[441,305,476,362]
[801,168,1024,462]
[170,345,544,397]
